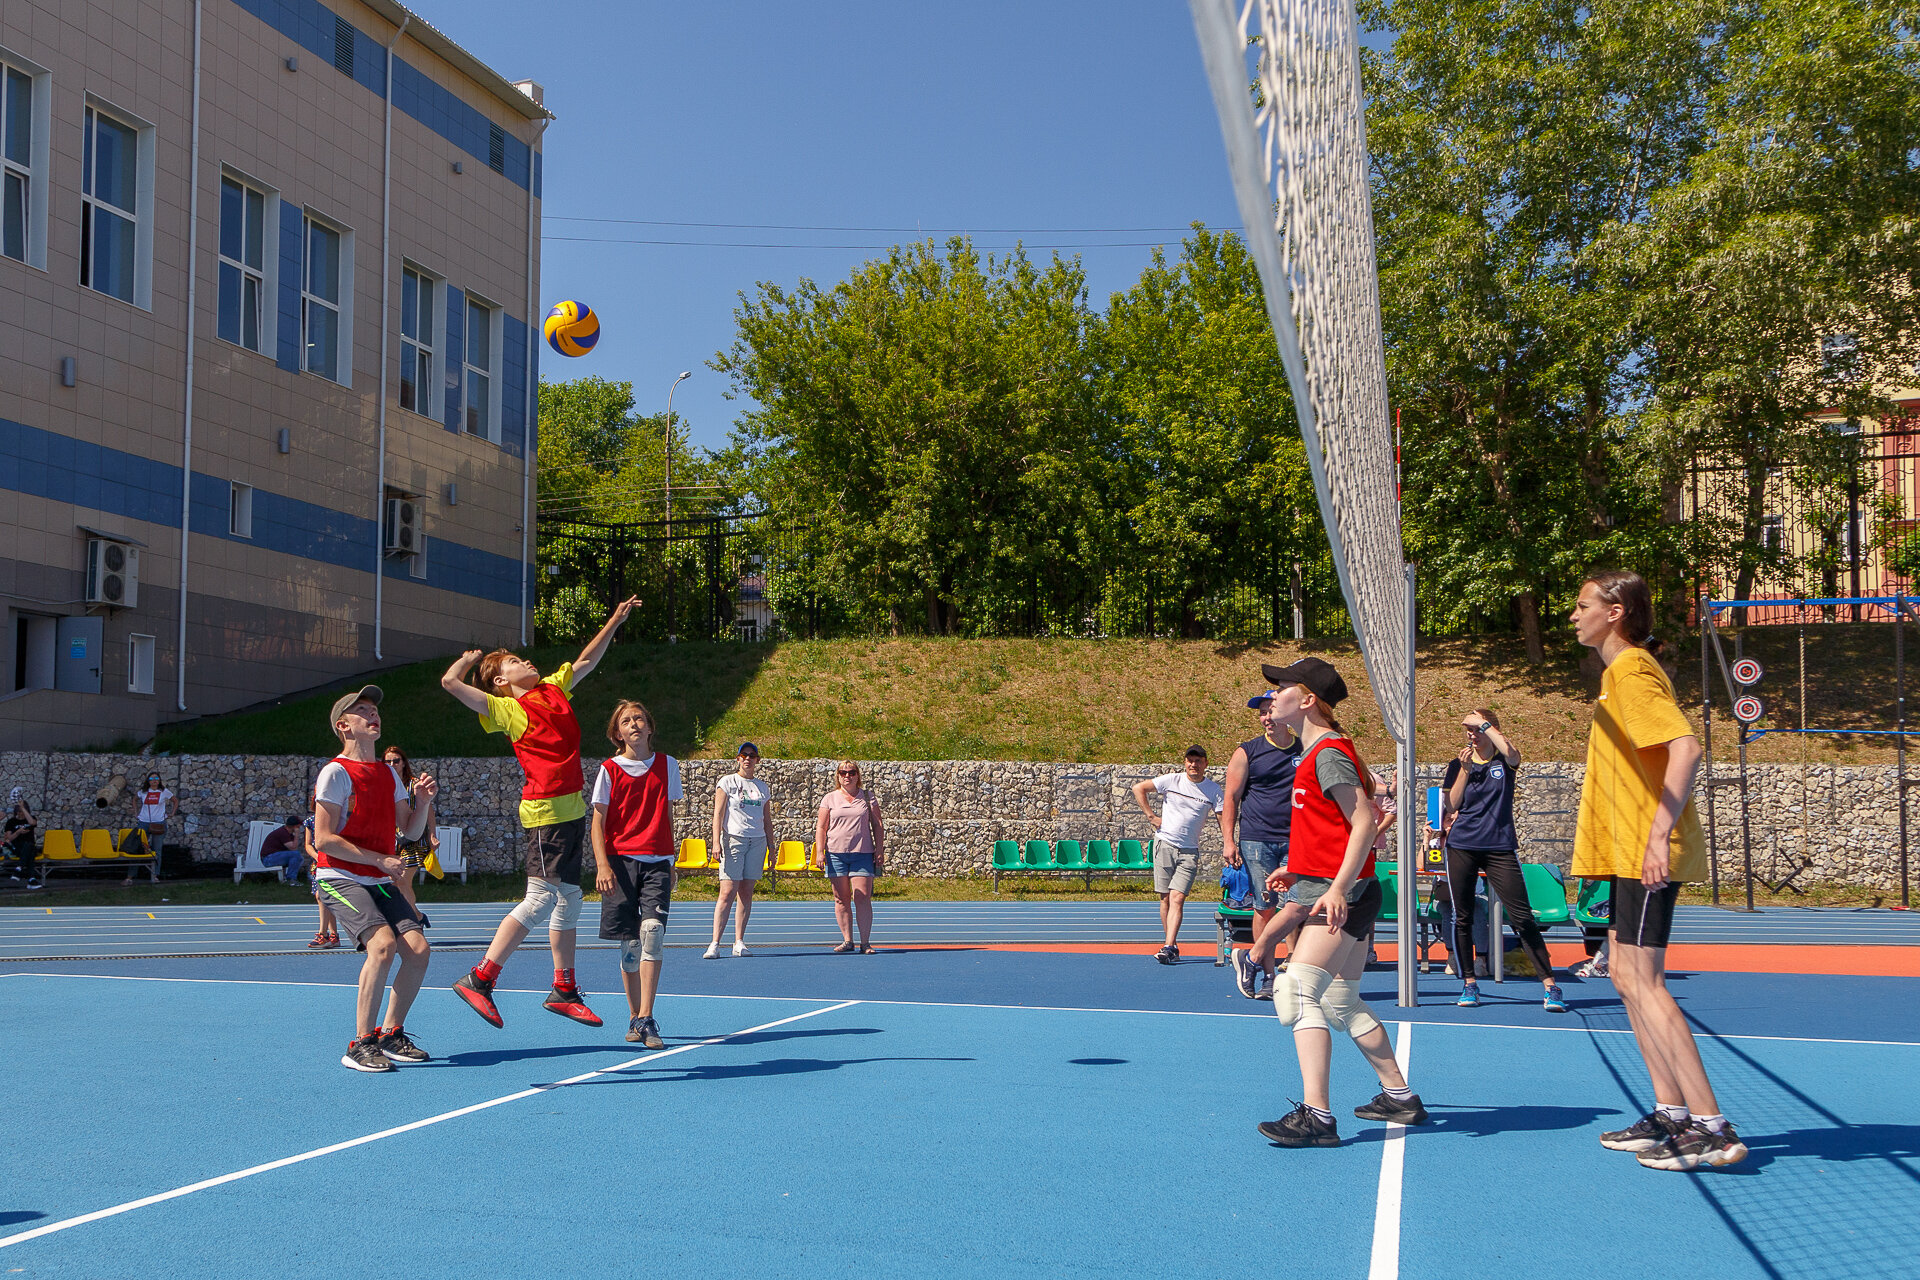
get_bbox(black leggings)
[1445,847,1553,980]
[3,828,33,881]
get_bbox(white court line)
[0,998,860,1250]
[1367,1022,1414,1280]
[9,973,1920,1046]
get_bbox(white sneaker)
[702,944,722,960]
[732,941,751,957]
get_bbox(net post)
[1397,561,1417,1008]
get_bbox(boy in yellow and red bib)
[439,596,638,1028]
[314,685,439,1072]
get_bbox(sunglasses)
[837,769,859,776]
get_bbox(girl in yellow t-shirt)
[1570,569,1745,1171]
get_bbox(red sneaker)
[452,971,504,1027]
[543,986,603,1027]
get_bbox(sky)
[401,0,1249,455]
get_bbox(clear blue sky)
[403,0,1247,453]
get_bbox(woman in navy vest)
[1442,709,1565,1012]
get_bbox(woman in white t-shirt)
[707,742,775,959]
[129,772,177,884]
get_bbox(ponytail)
[1582,569,1664,658]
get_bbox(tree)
[715,239,1104,635]
[1360,0,1728,661]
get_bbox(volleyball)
[544,300,600,357]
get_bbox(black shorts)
[1610,877,1681,949]
[524,817,586,885]
[598,857,674,941]
[1292,874,1384,939]
[317,878,425,951]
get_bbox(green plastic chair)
[1376,861,1400,923]
[1023,839,1057,870]
[1573,876,1612,928]
[1054,839,1087,869]
[990,840,1022,871]
[1520,862,1572,927]
[1085,839,1118,869]
[1116,839,1148,869]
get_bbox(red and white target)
[1731,658,1764,686]
[1733,695,1764,723]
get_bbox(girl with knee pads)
[592,699,682,1050]
[1255,657,1431,1148]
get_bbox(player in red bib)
[313,685,439,1073]
[440,596,639,1029]
[1253,657,1430,1147]
[592,699,683,1048]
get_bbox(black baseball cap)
[1260,657,1348,707]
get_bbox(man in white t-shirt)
[707,742,774,959]
[1131,745,1226,964]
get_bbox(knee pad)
[549,882,583,932]
[638,917,665,964]
[619,939,642,973]
[508,879,560,929]
[1274,964,1331,1033]
[1323,977,1381,1039]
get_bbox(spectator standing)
[259,815,304,886]
[1131,746,1225,964]
[707,742,774,959]
[815,762,885,953]
[4,788,40,890]
[1224,688,1305,999]
[384,746,434,913]
[1571,569,1744,1171]
[304,815,338,948]
[129,772,176,883]
[1442,710,1566,1012]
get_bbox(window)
[1821,333,1860,384]
[302,214,348,382]
[1839,513,1866,558]
[2,56,44,266]
[400,264,436,416]
[81,102,150,304]
[229,482,253,537]
[464,297,496,440]
[1760,515,1784,553]
[127,634,155,695]
[217,174,270,352]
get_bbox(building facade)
[0,0,548,749]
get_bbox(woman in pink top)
[814,760,885,953]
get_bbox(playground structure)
[1699,594,1916,909]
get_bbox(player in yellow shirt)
[1570,570,1745,1171]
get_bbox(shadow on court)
[576,1055,975,1085]
[0,1211,48,1226]
[436,1024,881,1069]
[1411,1103,1623,1139]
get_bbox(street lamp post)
[664,370,690,641]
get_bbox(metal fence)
[535,513,1352,644]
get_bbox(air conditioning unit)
[85,538,139,607]
[384,496,419,554]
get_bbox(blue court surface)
[3,945,1917,1279]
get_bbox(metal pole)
[1397,561,1418,1008]
[1702,592,1719,906]
[1900,594,1911,907]
[664,371,689,642]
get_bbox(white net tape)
[1189,0,1411,744]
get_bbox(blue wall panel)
[0,417,523,607]
[277,200,302,372]
[443,286,465,434]
[499,313,527,457]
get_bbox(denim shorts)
[1239,839,1287,910]
[825,850,877,879]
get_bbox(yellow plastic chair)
[675,838,710,870]
[774,840,807,872]
[41,830,80,862]
[79,829,119,859]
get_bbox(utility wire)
[547,216,1233,234]
[544,235,1182,250]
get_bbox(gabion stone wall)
[0,752,1903,889]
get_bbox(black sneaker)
[1600,1111,1685,1152]
[341,1034,394,1073]
[377,1026,429,1065]
[1257,1102,1340,1147]
[1353,1092,1430,1125]
[626,1015,647,1044]
[1156,945,1178,965]
[632,1016,664,1050]
[452,971,504,1027]
[1232,948,1259,998]
[1638,1120,1749,1171]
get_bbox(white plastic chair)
[235,820,281,883]
[433,825,467,882]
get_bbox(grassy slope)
[150,628,1906,765]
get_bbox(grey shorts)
[317,878,425,951]
[524,817,586,886]
[1151,840,1200,895]
[717,835,768,882]
[1285,875,1383,940]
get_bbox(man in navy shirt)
[1224,673,1306,999]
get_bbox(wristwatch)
[1475,721,1493,734]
